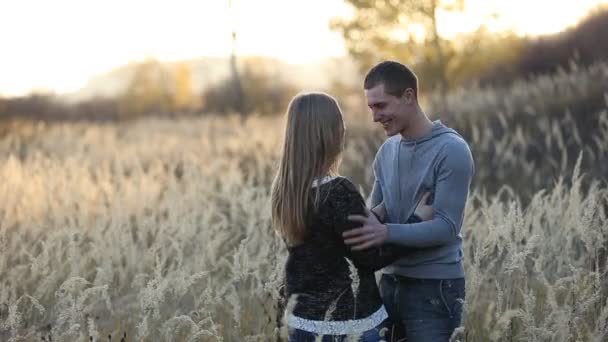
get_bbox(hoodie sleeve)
[369,154,383,208]
[370,179,383,209]
[385,139,475,247]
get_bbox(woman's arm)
[371,192,433,223]
[370,202,387,222]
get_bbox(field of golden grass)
[1,62,607,341]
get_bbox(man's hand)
[415,192,434,221]
[343,208,388,251]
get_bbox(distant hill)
[61,56,360,103]
[480,5,608,85]
[518,6,608,76]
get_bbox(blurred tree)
[119,59,173,118]
[448,27,523,86]
[0,97,6,118]
[172,62,194,112]
[331,0,465,95]
[239,58,297,115]
[202,57,297,116]
[228,0,246,121]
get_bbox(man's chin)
[384,128,399,137]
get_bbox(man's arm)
[370,178,383,209]
[368,156,385,220]
[345,141,474,249]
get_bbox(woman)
[271,92,432,341]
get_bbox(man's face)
[365,83,415,137]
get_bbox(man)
[343,61,474,341]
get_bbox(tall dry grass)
[1,62,607,341]
[0,116,286,341]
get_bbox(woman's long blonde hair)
[271,92,345,245]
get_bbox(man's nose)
[372,111,382,122]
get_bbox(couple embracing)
[271,61,475,342]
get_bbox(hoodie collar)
[400,120,457,145]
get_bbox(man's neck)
[400,109,434,140]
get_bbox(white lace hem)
[286,305,388,335]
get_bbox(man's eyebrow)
[369,101,385,107]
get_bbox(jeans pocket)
[379,275,397,314]
[439,279,465,320]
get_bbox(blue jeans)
[379,274,465,342]
[288,321,388,342]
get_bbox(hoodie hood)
[400,120,460,145]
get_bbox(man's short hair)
[364,61,418,98]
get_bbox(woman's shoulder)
[316,177,365,214]
[313,176,365,225]
[317,176,359,195]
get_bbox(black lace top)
[284,177,419,321]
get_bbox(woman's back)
[285,176,398,333]
[270,92,402,339]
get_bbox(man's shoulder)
[437,131,475,171]
[437,129,471,153]
[377,135,401,153]
[373,136,400,169]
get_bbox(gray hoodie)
[371,120,474,279]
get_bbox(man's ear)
[402,88,416,105]
[403,88,416,104]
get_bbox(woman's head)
[271,92,345,245]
